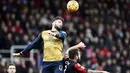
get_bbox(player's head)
[69,49,81,61]
[7,63,16,73]
[52,16,64,30]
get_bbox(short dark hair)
[7,63,16,69]
[69,49,79,59]
[52,16,64,22]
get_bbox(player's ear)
[74,55,78,59]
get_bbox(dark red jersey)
[64,58,87,73]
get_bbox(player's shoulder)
[59,30,67,34]
[64,59,76,66]
[74,63,86,69]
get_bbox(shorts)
[42,60,64,73]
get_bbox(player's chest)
[43,32,60,41]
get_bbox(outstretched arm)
[88,69,110,73]
[13,33,43,57]
[65,42,86,57]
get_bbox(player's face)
[75,51,81,61]
[7,65,16,73]
[54,19,63,30]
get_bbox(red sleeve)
[74,63,87,73]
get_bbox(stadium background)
[0,0,130,73]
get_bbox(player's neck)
[69,58,77,62]
[51,27,57,32]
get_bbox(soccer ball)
[67,0,79,12]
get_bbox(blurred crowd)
[0,0,130,73]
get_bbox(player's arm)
[13,33,43,57]
[87,69,109,73]
[74,63,109,73]
[65,42,86,57]
[74,63,87,73]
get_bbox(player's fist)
[77,42,86,49]
[13,52,23,57]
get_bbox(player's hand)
[77,42,86,48]
[13,53,23,57]
[48,32,56,36]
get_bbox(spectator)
[0,0,130,73]
[0,55,5,73]
[7,63,16,73]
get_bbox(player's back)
[64,59,79,73]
